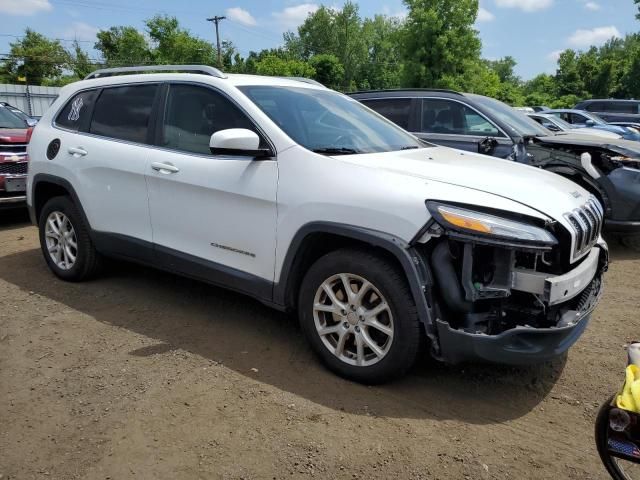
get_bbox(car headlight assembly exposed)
[427,202,557,245]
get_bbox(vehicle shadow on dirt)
[0,209,30,232]
[1,246,576,424]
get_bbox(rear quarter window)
[361,98,412,130]
[89,84,158,144]
[55,90,99,132]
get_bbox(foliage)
[400,0,481,88]
[95,26,151,67]
[254,55,316,78]
[309,54,344,89]
[2,29,68,85]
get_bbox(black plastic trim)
[604,219,640,234]
[273,222,434,329]
[91,232,273,303]
[31,174,93,232]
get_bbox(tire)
[38,196,102,281]
[594,397,639,480]
[298,248,422,384]
[621,234,640,253]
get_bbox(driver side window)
[162,84,264,155]
[421,99,502,137]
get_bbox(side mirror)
[546,124,561,132]
[585,119,596,127]
[209,128,272,158]
[25,118,38,127]
[478,137,498,156]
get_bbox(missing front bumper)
[435,271,603,365]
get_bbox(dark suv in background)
[350,89,640,250]
[575,99,640,125]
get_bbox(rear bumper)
[0,194,26,209]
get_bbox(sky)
[0,0,638,80]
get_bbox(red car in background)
[0,104,32,208]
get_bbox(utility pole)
[206,16,226,68]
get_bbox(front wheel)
[298,249,422,384]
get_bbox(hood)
[0,128,29,143]
[341,146,595,225]
[533,132,640,156]
[563,129,620,139]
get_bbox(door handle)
[68,146,87,157]
[151,162,180,174]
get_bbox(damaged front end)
[420,201,608,365]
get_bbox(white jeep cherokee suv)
[27,65,608,384]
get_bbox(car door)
[415,98,513,158]
[53,84,157,258]
[145,82,278,298]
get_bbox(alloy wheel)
[44,211,78,270]
[313,273,394,367]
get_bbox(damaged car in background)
[350,89,640,252]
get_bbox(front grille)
[0,143,27,154]
[0,162,27,174]
[564,197,604,262]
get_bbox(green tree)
[95,26,151,66]
[309,54,344,89]
[360,15,403,89]
[1,29,68,85]
[254,55,315,77]
[401,0,482,88]
[68,40,93,79]
[555,50,586,97]
[146,15,216,65]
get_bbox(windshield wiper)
[312,147,361,155]
[400,145,420,150]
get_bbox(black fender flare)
[30,173,94,233]
[273,222,437,339]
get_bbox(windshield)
[582,111,607,124]
[0,106,26,129]
[238,86,424,154]
[467,94,551,137]
[544,115,573,130]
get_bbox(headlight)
[427,202,557,245]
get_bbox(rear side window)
[89,85,158,143]
[55,90,98,132]
[361,98,411,130]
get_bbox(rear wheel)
[298,248,422,384]
[38,196,102,281]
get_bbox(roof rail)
[84,65,226,80]
[348,88,463,96]
[281,76,325,87]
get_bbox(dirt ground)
[1,209,638,480]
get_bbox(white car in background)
[26,65,608,383]
[528,113,622,139]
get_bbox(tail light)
[26,127,34,143]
